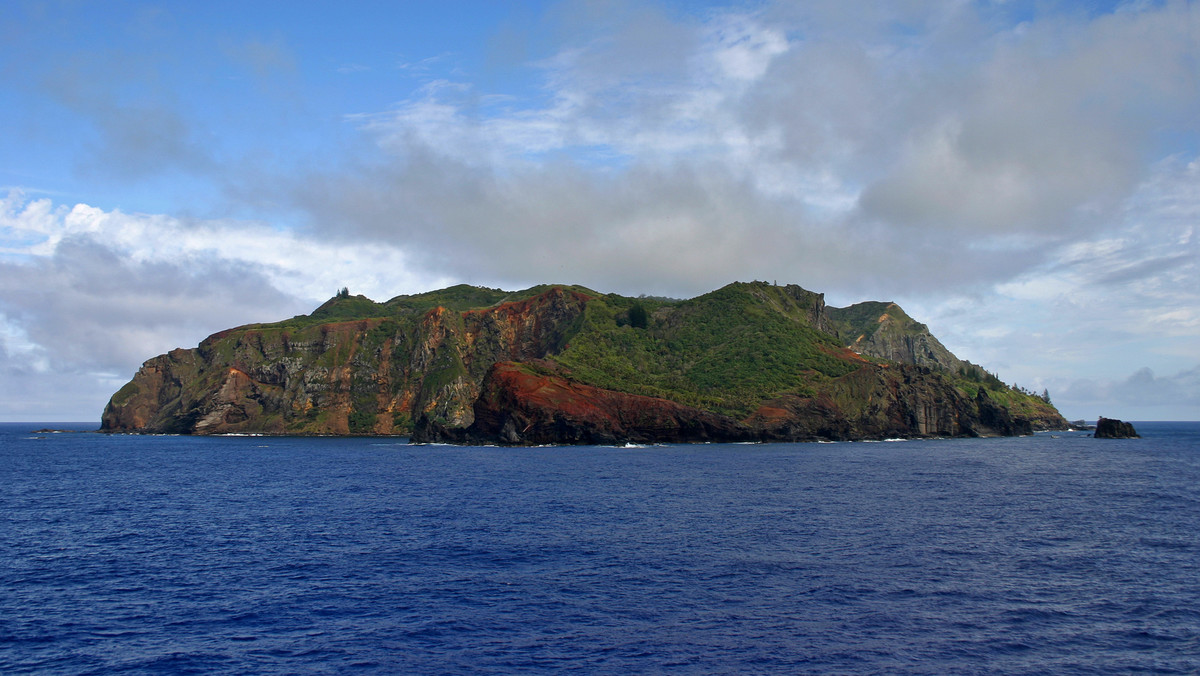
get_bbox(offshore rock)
[1094,417,1140,439]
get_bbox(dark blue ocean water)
[2,423,1198,674]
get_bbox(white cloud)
[704,13,789,83]
[906,154,1199,419]
[0,189,460,420]
[0,312,49,372]
[855,2,1198,236]
[1,189,443,303]
[320,2,1198,290]
[359,8,798,178]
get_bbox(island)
[100,281,1067,444]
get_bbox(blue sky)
[1,0,1197,422]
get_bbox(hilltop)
[101,281,1066,443]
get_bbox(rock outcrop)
[828,302,963,372]
[101,281,1068,443]
[1094,417,1140,439]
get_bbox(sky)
[1,0,1197,423]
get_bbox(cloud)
[791,0,1195,217]
[254,0,1197,306]
[856,3,1198,235]
[1,190,441,301]
[1054,365,1200,421]
[1121,366,1200,407]
[40,50,217,180]
[0,236,296,370]
[0,189,453,419]
[897,154,1199,418]
[0,232,302,421]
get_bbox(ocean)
[2,422,1197,674]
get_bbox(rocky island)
[101,282,1067,444]
[1094,417,1140,439]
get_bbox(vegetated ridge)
[101,282,1067,444]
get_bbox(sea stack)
[1094,417,1140,439]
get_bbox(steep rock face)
[973,389,1034,437]
[413,361,1035,445]
[828,302,962,372]
[102,348,209,433]
[744,365,1024,441]
[749,283,834,334]
[461,288,589,370]
[1020,408,1070,432]
[102,287,590,435]
[413,361,752,445]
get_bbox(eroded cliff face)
[414,361,753,446]
[412,360,1033,446]
[101,287,591,435]
[828,302,962,372]
[102,348,207,433]
[102,282,1066,441]
[745,364,987,441]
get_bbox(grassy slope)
[552,283,862,419]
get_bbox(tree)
[629,303,648,329]
[337,287,350,298]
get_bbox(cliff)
[828,301,962,372]
[101,281,1068,443]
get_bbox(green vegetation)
[945,360,1063,426]
[110,381,141,407]
[384,284,514,314]
[348,407,377,434]
[552,282,862,418]
[199,281,907,421]
[954,362,1007,392]
[310,294,386,322]
[827,301,923,343]
[628,302,649,329]
[391,410,413,432]
[418,342,468,405]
